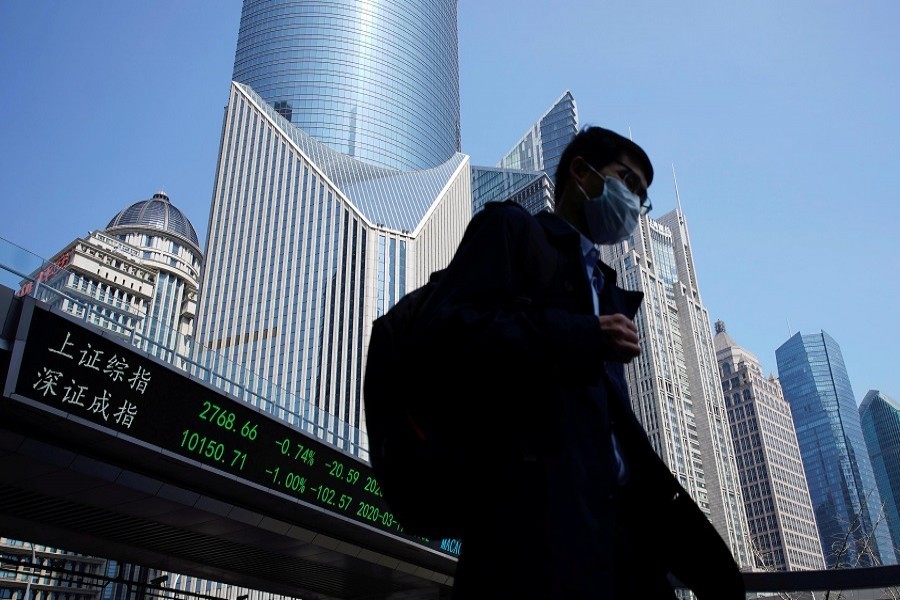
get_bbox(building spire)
[672,163,684,215]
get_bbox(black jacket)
[417,201,744,599]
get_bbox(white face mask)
[577,168,642,244]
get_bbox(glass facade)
[776,331,894,567]
[470,166,552,215]
[860,389,900,564]
[233,0,460,172]
[469,90,575,216]
[497,90,578,181]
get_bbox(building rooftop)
[106,191,200,248]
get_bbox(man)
[416,126,745,599]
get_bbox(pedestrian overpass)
[5,244,900,600]
[0,285,456,600]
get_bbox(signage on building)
[16,252,71,297]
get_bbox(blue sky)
[1,1,898,401]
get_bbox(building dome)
[106,191,200,248]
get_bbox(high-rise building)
[714,321,824,571]
[599,206,752,568]
[231,0,460,172]
[196,0,470,455]
[471,91,578,216]
[17,192,202,362]
[6,192,206,600]
[496,90,578,181]
[859,389,900,563]
[776,331,894,567]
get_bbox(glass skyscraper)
[471,91,578,216]
[232,0,460,172]
[776,331,894,567]
[197,1,471,456]
[860,389,900,563]
[496,90,578,181]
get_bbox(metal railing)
[0,235,369,461]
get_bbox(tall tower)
[599,207,752,568]
[196,2,470,455]
[714,321,824,571]
[776,331,894,567]
[859,389,900,563]
[471,91,577,216]
[232,0,460,171]
[496,90,578,181]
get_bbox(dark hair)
[554,126,654,203]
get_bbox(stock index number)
[199,401,258,440]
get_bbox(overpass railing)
[3,551,900,599]
[0,235,369,461]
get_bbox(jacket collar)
[536,210,644,319]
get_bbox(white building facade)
[19,192,202,362]
[600,207,752,568]
[714,320,825,571]
[195,82,471,456]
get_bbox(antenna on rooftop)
[786,319,793,337]
[672,163,684,214]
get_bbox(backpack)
[363,268,467,540]
[363,202,546,540]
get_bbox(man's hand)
[597,313,641,363]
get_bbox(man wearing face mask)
[414,126,745,599]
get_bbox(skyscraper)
[776,331,894,567]
[860,389,900,563]
[714,321,824,571]
[471,91,577,216]
[599,207,752,567]
[196,1,470,455]
[496,90,578,181]
[231,0,460,171]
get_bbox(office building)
[599,206,752,567]
[470,166,553,215]
[470,91,578,216]
[231,0,460,172]
[776,331,894,567]
[201,2,753,573]
[860,389,900,563]
[496,90,578,181]
[714,321,824,571]
[196,0,470,456]
[17,192,202,363]
[5,192,207,600]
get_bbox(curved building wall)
[233,0,460,172]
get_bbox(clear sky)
[1,1,898,402]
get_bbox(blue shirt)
[575,230,628,484]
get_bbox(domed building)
[23,191,203,361]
